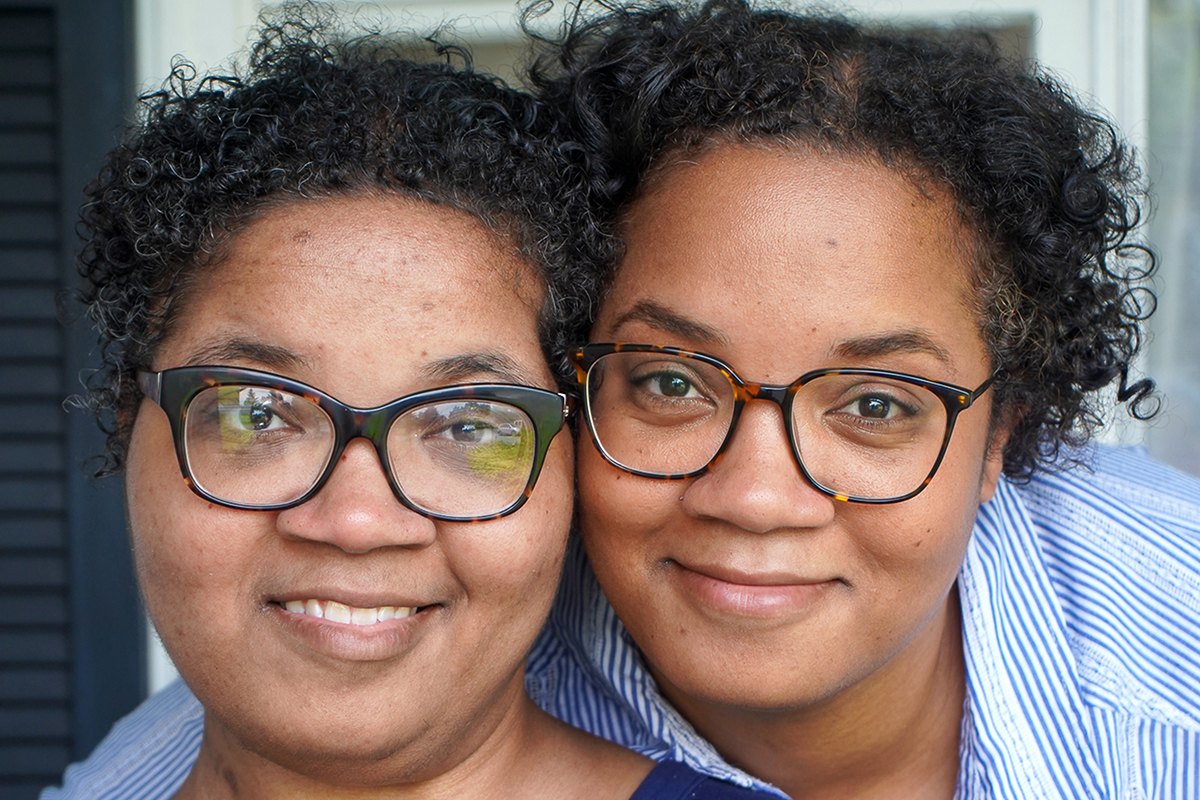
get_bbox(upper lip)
[670,559,836,587]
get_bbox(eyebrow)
[422,352,536,385]
[832,331,954,367]
[184,339,308,373]
[183,339,533,387]
[609,300,730,347]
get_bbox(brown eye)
[856,396,893,419]
[657,374,693,398]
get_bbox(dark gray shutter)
[1,2,138,797]
[0,11,73,795]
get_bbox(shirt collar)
[960,477,1108,798]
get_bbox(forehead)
[158,194,551,397]
[628,142,972,266]
[603,144,987,381]
[224,192,537,286]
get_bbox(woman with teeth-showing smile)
[50,7,773,800]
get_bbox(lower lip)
[671,564,837,618]
[270,603,438,662]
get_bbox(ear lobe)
[979,443,1006,502]
[978,404,1021,503]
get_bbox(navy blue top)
[632,761,773,799]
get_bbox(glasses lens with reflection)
[182,384,539,517]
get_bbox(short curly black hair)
[527,0,1157,479]
[78,6,607,474]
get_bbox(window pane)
[1146,0,1200,478]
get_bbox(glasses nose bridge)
[737,381,792,410]
[330,404,394,467]
[723,380,804,477]
[732,382,797,450]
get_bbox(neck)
[660,592,966,800]
[173,682,651,800]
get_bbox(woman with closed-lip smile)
[526,3,1200,797]
[572,150,1000,744]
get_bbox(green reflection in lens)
[465,423,533,478]
[216,385,256,452]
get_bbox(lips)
[268,593,440,662]
[668,559,840,617]
[281,599,421,626]
[671,556,836,587]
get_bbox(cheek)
[534,435,575,556]
[458,435,575,607]
[125,407,255,648]
[576,437,678,595]
[125,409,191,606]
[852,502,972,596]
[578,438,645,546]
[856,430,990,600]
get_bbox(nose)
[681,400,836,533]
[275,439,437,554]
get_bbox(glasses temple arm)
[137,370,162,404]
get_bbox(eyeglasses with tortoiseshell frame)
[138,366,572,521]
[570,343,997,504]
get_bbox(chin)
[216,709,434,786]
[649,642,870,718]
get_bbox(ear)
[978,404,1021,503]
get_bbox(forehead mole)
[291,228,313,244]
[825,238,838,247]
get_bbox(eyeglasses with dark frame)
[138,366,573,521]
[569,343,998,504]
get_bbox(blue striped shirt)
[41,445,1200,799]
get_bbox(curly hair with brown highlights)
[527,0,1157,479]
[77,5,609,474]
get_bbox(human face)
[126,194,574,784]
[578,145,1006,715]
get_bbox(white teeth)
[325,601,352,623]
[351,607,377,625]
[283,599,417,626]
